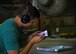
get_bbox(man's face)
[21,18,38,29]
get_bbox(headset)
[21,13,31,23]
[20,5,31,24]
[20,5,41,30]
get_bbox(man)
[0,5,43,54]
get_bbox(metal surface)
[29,38,76,54]
[30,49,76,54]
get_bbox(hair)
[18,5,40,19]
[18,5,41,30]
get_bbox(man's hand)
[19,32,43,54]
[30,34,43,44]
[27,31,41,42]
[30,31,40,37]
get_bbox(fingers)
[35,36,42,42]
[30,31,41,37]
[33,31,41,35]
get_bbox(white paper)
[39,30,48,37]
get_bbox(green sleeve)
[2,30,19,50]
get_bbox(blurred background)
[0,0,76,38]
[0,0,76,54]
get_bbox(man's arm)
[7,41,34,54]
[7,35,43,54]
[19,40,34,54]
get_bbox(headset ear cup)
[21,14,30,23]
